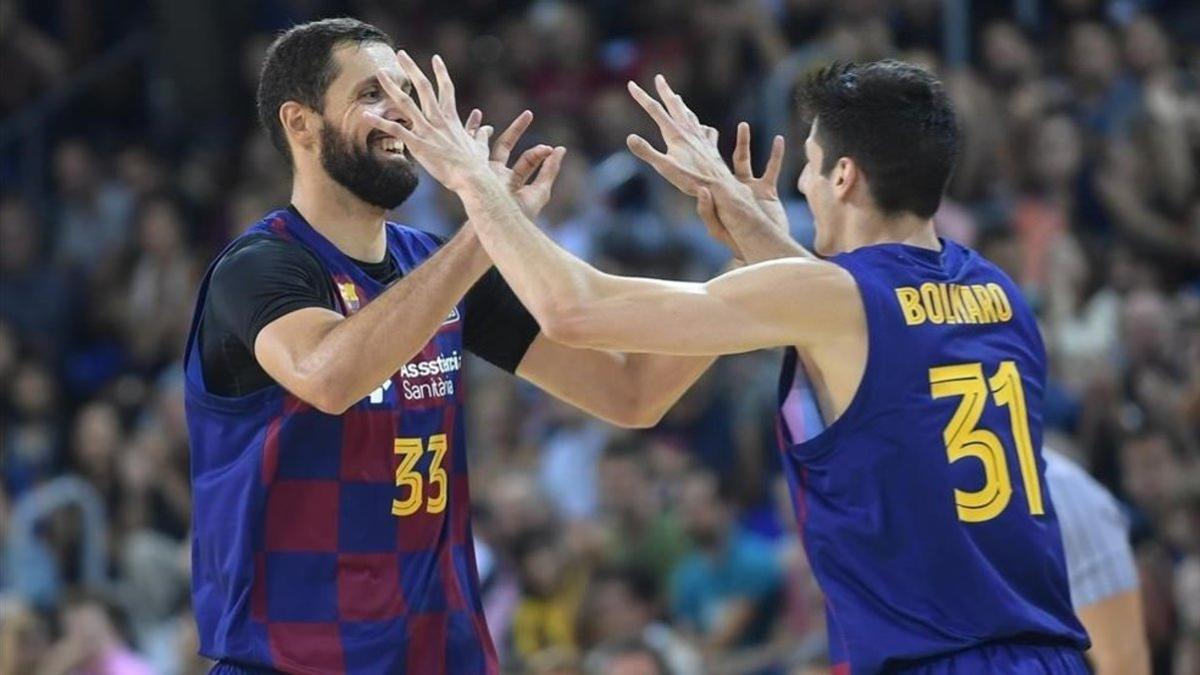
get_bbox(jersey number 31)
[930,361,1044,523]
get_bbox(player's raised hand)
[730,121,788,234]
[626,75,791,251]
[364,51,494,193]
[470,109,564,219]
[625,74,732,195]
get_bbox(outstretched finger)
[703,125,719,147]
[733,122,753,180]
[430,54,458,119]
[626,133,669,166]
[531,146,567,192]
[655,74,705,132]
[363,111,426,153]
[654,74,690,129]
[627,81,679,138]
[376,71,431,133]
[395,50,439,119]
[465,108,483,136]
[696,187,722,233]
[493,110,534,164]
[627,134,704,194]
[476,125,494,149]
[763,134,786,185]
[509,144,553,190]
[697,187,740,256]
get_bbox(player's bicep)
[253,307,346,392]
[209,236,340,393]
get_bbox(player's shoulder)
[214,231,318,274]
[955,239,1011,279]
[385,221,446,249]
[210,230,327,297]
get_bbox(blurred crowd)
[1,0,1199,674]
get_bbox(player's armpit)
[253,306,348,412]
[542,257,861,356]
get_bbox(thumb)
[696,187,723,234]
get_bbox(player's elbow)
[291,366,356,415]
[536,301,596,348]
[307,390,354,416]
[622,395,669,429]
[593,404,661,430]
[607,381,670,429]
[616,408,665,429]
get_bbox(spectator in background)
[122,196,198,372]
[583,639,671,675]
[0,196,74,360]
[669,470,783,662]
[35,590,153,675]
[0,599,52,675]
[1065,21,1141,137]
[511,525,589,665]
[3,360,64,498]
[1044,447,1150,674]
[50,140,135,283]
[577,565,701,675]
[594,437,689,587]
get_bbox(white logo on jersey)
[368,378,393,404]
[364,351,463,404]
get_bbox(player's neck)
[290,175,389,263]
[846,210,939,252]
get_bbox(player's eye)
[361,88,381,102]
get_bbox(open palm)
[626,75,789,238]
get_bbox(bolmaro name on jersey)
[894,282,1014,326]
[367,351,463,404]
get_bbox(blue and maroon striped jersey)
[184,209,497,674]
[776,239,1089,674]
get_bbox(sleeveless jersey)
[776,239,1088,674]
[184,209,497,674]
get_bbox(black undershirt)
[198,222,540,397]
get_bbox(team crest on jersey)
[444,306,460,325]
[337,282,362,313]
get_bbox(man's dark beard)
[319,123,419,210]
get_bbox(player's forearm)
[1078,589,1152,675]
[711,180,812,263]
[457,172,604,336]
[617,262,748,421]
[306,225,489,412]
[729,222,810,263]
[625,352,717,425]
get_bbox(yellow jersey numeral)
[930,361,1043,523]
[391,434,449,517]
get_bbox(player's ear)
[280,101,319,155]
[833,156,857,201]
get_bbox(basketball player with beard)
[184,18,719,675]
[373,55,1092,674]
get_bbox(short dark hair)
[256,18,394,161]
[798,60,958,219]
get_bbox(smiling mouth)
[370,134,406,155]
